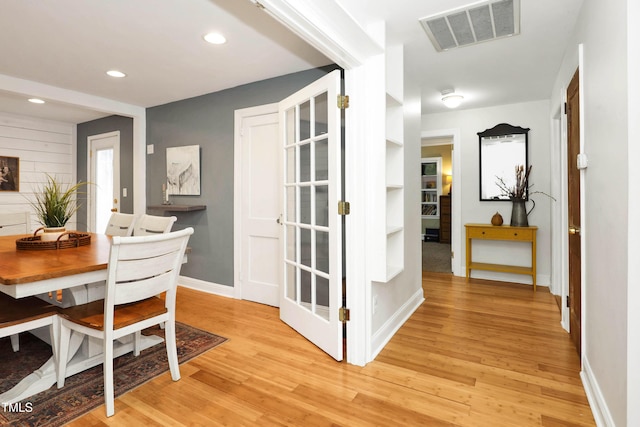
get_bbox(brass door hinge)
[339,307,350,322]
[338,201,350,216]
[337,95,350,109]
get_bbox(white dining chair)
[104,212,137,237]
[131,213,177,332]
[133,214,176,236]
[0,211,31,236]
[56,227,193,417]
[0,212,33,351]
[0,292,59,356]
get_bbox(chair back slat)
[115,252,179,282]
[0,212,31,236]
[133,214,176,236]
[115,236,184,261]
[104,213,137,236]
[114,273,173,305]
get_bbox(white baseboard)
[178,276,236,299]
[369,287,425,361]
[581,356,615,426]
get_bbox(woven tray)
[16,230,92,251]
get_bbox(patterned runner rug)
[0,322,227,426]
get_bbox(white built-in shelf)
[372,44,405,283]
[386,137,403,147]
[385,265,404,282]
[386,225,403,235]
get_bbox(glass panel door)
[88,132,120,233]
[279,70,342,361]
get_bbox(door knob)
[569,225,581,235]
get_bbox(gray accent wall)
[77,115,135,229]
[146,65,338,287]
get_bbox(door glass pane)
[286,225,296,262]
[316,185,328,227]
[286,107,296,145]
[315,139,328,181]
[96,148,114,233]
[300,186,311,224]
[301,269,312,307]
[316,231,329,274]
[300,228,311,267]
[314,92,328,136]
[286,186,296,222]
[286,263,297,300]
[300,143,311,182]
[316,276,330,320]
[285,147,296,184]
[299,101,310,141]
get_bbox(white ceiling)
[0,0,583,124]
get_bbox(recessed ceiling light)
[28,98,45,104]
[106,70,126,78]
[203,32,227,45]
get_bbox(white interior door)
[239,109,281,306]
[88,131,120,233]
[280,70,343,361]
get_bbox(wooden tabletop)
[0,233,112,285]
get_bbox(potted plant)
[496,165,554,227]
[31,174,87,241]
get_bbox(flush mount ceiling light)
[420,0,520,52]
[28,98,45,104]
[441,89,464,108]
[203,32,227,45]
[106,70,126,78]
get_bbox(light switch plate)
[577,153,588,169]
[147,144,154,154]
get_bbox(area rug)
[422,241,452,273]
[0,322,227,427]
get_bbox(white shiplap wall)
[0,112,77,232]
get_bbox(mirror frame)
[478,123,530,201]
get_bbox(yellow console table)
[465,223,538,291]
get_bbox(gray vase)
[510,198,535,227]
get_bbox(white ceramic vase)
[40,227,67,241]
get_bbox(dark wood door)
[567,69,582,356]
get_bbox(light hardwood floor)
[69,272,595,426]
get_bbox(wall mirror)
[478,123,529,201]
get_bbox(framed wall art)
[166,145,200,196]
[0,156,19,192]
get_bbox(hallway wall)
[422,100,552,287]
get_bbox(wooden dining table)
[0,232,164,404]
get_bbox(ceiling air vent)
[419,0,520,52]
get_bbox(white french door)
[88,131,120,233]
[279,70,343,361]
